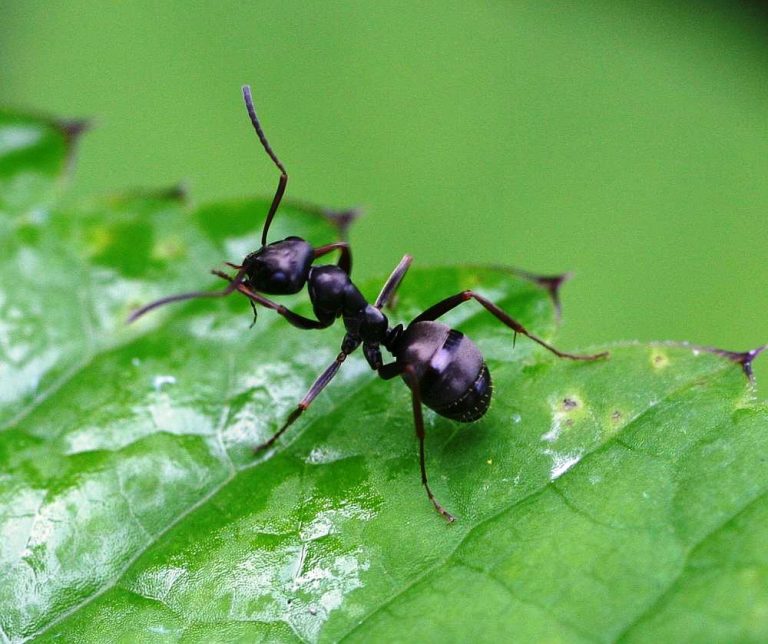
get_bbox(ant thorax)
[344,304,388,343]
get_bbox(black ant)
[129,85,609,522]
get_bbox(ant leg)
[128,267,248,323]
[377,361,403,380]
[255,338,360,452]
[401,365,455,523]
[211,270,331,330]
[314,241,352,275]
[248,299,259,328]
[413,290,608,361]
[375,254,413,310]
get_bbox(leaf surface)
[1,111,766,644]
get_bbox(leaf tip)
[482,266,573,318]
[159,181,189,202]
[281,199,363,241]
[528,271,572,319]
[56,117,92,144]
[322,206,363,242]
[53,117,92,177]
[708,344,767,381]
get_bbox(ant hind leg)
[413,290,608,361]
[375,255,413,311]
[402,365,456,523]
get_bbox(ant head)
[242,236,314,296]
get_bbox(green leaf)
[2,111,767,644]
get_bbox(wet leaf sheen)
[1,111,767,643]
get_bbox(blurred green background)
[1,1,767,382]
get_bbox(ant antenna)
[242,85,288,247]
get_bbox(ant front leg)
[255,334,361,452]
[314,241,352,276]
[211,270,330,330]
[248,299,259,329]
[413,290,608,361]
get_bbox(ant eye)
[244,257,267,278]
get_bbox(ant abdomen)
[434,363,492,422]
[396,321,493,422]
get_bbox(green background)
[1,0,766,378]
[3,3,768,641]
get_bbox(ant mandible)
[129,85,609,522]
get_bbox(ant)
[129,86,609,522]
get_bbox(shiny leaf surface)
[1,112,767,643]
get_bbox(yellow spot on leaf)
[85,226,114,256]
[651,349,670,369]
[152,236,186,261]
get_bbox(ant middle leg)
[413,290,608,361]
[255,335,361,452]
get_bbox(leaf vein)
[338,360,737,641]
[614,487,768,642]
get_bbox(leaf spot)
[84,226,113,257]
[562,397,578,410]
[651,349,670,369]
[542,394,585,442]
[151,236,187,261]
